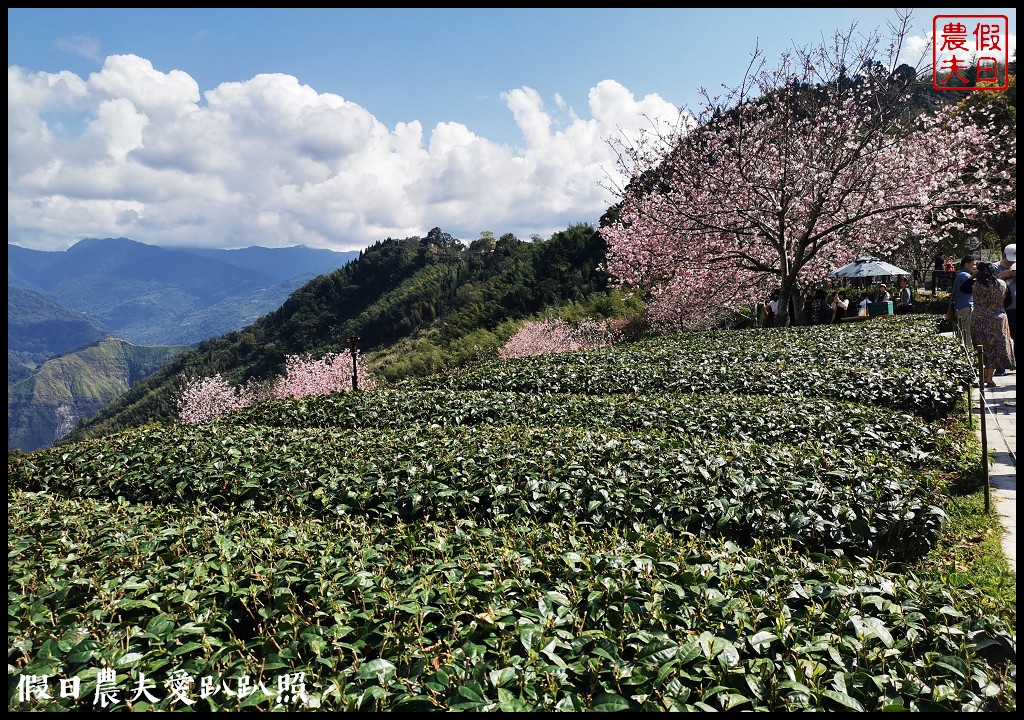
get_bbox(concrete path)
[973,370,1016,572]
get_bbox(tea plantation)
[8,316,1016,711]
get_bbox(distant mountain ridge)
[7,337,188,452]
[8,238,359,346]
[173,245,358,281]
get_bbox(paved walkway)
[973,369,1016,573]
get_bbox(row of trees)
[601,10,1016,328]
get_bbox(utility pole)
[347,336,361,391]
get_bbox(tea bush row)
[222,388,961,471]
[408,319,973,420]
[10,423,944,562]
[8,494,1014,712]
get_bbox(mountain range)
[8,238,358,451]
[8,238,358,346]
[7,337,189,452]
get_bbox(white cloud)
[7,55,682,251]
[90,54,200,118]
[88,98,149,162]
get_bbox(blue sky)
[7,8,1017,252]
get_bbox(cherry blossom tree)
[498,318,622,359]
[271,350,375,400]
[175,350,374,424]
[175,373,248,425]
[601,12,1016,328]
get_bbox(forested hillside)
[60,224,623,444]
[8,338,188,452]
[7,286,112,385]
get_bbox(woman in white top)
[830,291,849,323]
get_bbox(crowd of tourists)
[760,244,1016,384]
[764,276,914,327]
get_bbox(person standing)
[970,261,1014,386]
[806,289,830,325]
[996,244,1016,371]
[830,291,849,323]
[933,253,944,292]
[874,284,891,303]
[895,276,914,314]
[951,255,978,348]
[764,290,781,327]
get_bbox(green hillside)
[59,224,620,444]
[8,338,188,452]
[7,286,112,385]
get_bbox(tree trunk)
[773,266,809,327]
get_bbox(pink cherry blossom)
[601,16,1016,329]
[498,318,622,359]
[271,350,375,400]
[175,350,375,424]
[174,373,248,425]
